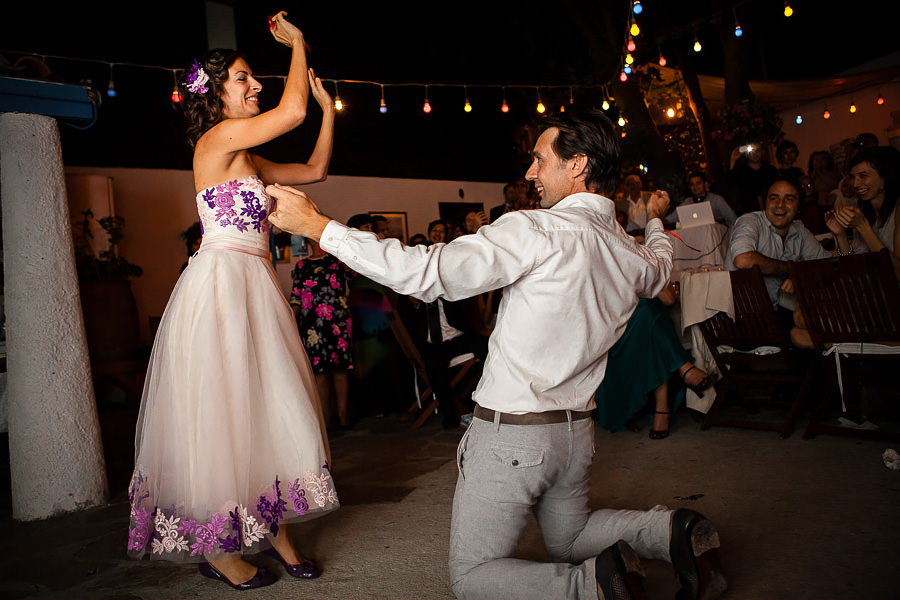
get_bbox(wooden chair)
[698,266,814,437]
[385,306,480,429]
[789,250,900,440]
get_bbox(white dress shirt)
[319,192,673,414]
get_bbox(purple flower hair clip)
[185,60,210,95]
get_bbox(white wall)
[64,166,504,345]
[777,80,900,170]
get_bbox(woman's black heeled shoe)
[680,365,714,394]
[198,562,277,590]
[650,410,670,440]
[263,547,321,579]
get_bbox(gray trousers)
[449,413,672,600]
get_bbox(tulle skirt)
[127,247,338,562]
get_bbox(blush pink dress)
[127,175,338,561]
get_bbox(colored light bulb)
[171,88,182,103]
[334,96,343,111]
[620,72,628,82]
[734,24,743,37]
[630,23,640,36]
[658,55,667,66]
[536,101,545,114]
[632,1,642,15]
[464,101,472,113]
[379,99,387,114]
[795,114,803,124]
[501,102,509,113]
[423,100,431,113]
[602,99,610,110]
[627,39,636,52]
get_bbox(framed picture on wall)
[369,211,408,243]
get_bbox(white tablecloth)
[678,267,734,413]
[670,223,729,272]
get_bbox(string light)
[625,53,634,65]
[693,34,702,52]
[623,64,632,75]
[536,87,545,114]
[423,85,431,113]
[632,0,642,15]
[568,86,574,105]
[602,97,610,110]
[463,86,472,113]
[733,8,743,37]
[170,70,182,103]
[617,116,626,127]
[658,46,667,66]
[620,71,628,82]
[106,64,116,98]
[501,87,509,113]
[849,100,857,114]
[795,114,803,124]
[823,104,831,119]
[630,21,640,36]
[666,107,676,118]
[877,90,885,105]
[333,81,343,111]
[627,37,636,53]
[783,2,793,17]
[379,84,387,113]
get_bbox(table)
[669,223,729,273]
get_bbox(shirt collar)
[759,211,801,240]
[552,192,616,216]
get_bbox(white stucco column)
[0,112,108,521]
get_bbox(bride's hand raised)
[268,11,304,48]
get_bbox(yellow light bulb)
[630,23,640,36]
[334,96,343,111]
[784,3,793,17]
[693,39,702,52]
[464,101,472,113]
[537,101,546,114]
[850,103,857,113]
[617,116,626,126]
[666,107,675,118]
[625,53,634,65]
[602,99,610,110]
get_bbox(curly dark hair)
[179,49,244,149]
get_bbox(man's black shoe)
[594,540,647,600]
[670,509,727,600]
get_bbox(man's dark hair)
[688,171,708,183]
[766,176,805,206]
[539,110,620,196]
[347,213,375,229]
[775,140,799,164]
[427,219,447,234]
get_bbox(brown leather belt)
[473,405,593,425]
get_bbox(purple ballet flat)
[263,547,321,579]
[198,562,277,590]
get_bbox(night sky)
[2,0,896,182]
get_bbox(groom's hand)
[266,183,331,241]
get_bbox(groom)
[267,110,726,600]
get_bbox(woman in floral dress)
[291,240,354,428]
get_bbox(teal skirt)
[594,298,692,432]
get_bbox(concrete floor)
[2,399,899,600]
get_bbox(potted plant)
[73,209,143,366]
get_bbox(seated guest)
[724,177,831,327]
[427,219,449,245]
[666,171,737,226]
[594,282,714,439]
[619,173,648,234]
[727,143,778,215]
[775,140,804,180]
[400,295,488,429]
[464,209,488,234]
[489,178,530,222]
[409,232,428,246]
[830,146,899,277]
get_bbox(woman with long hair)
[126,11,338,590]
[829,146,900,277]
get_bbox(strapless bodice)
[196,175,271,251]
